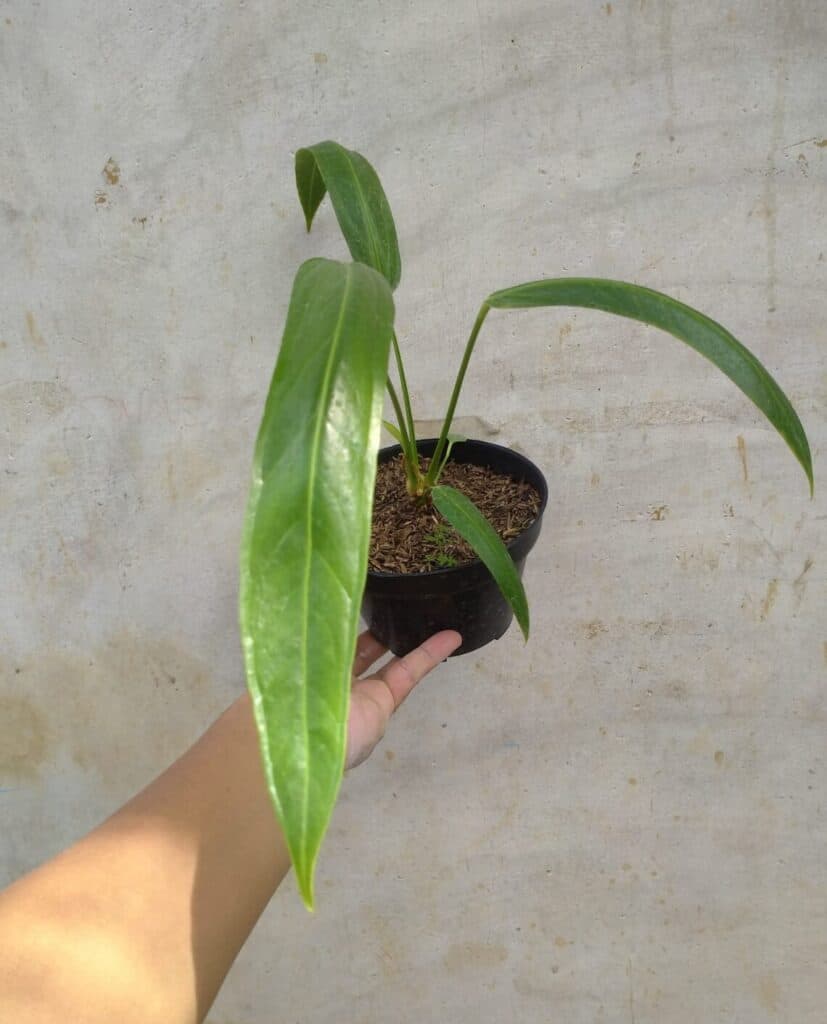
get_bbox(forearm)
[0,692,290,1024]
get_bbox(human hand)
[346,629,462,769]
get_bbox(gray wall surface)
[1,1,825,1020]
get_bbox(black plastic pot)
[361,438,549,657]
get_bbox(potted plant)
[240,141,812,908]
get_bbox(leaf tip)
[798,447,814,499]
[301,203,315,233]
[296,863,316,911]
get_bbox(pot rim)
[367,437,549,580]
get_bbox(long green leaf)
[431,484,529,640]
[486,278,813,493]
[295,141,402,289]
[240,257,395,908]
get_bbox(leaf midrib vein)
[299,264,353,877]
[341,148,383,275]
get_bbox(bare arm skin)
[0,629,461,1024]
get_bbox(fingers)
[345,630,462,771]
[352,631,387,676]
[377,630,462,710]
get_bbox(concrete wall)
[1,1,824,1020]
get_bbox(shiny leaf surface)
[486,278,813,493]
[431,484,529,640]
[295,141,402,289]
[240,258,394,907]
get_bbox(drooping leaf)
[295,141,402,289]
[486,278,813,493]
[431,484,529,640]
[240,258,395,908]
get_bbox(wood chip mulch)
[368,454,542,574]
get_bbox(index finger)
[376,630,462,710]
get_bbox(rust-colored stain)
[759,578,779,620]
[793,556,814,592]
[443,941,508,971]
[164,448,221,505]
[714,750,725,766]
[676,545,720,572]
[94,190,108,206]
[590,471,601,488]
[554,936,569,948]
[25,311,45,348]
[648,504,669,521]
[313,52,328,64]
[166,458,178,502]
[1,633,219,792]
[0,694,49,780]
[384,748,395,761]
[4,379,71,418]
[758,973,780,1013]
[627,776,637,786]
[736,434,749,483]
[604,2,612,13]
[584,620,608,640]
[814,139,827,148]
[102,157,120,185]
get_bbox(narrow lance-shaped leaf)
[431,484,530,640]
[486,278,813,493]
[296,141,402,289]
[240,258,395,908]
[382,418,405,444]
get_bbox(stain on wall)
[1,633,225,795]
[102,157,120,185]
[0,693,49,781]
[24,311,45,349]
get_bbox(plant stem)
[385,376,411,449]
[391,330,417,451]
[385,378,423,494]
[425,302,491,487]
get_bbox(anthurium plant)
[240,140,813,907]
